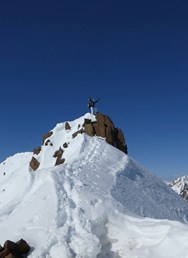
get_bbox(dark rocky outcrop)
[0,239,30,258]
[55,158,65,166]
[33,147,41,155]
[44,140,53,146]
[53,148,64,159]
[83,113,128,154]
[63,142,68,148]
[65,122,71,130]
[42,131,53,144]
[15,239,30,255]
[53,148,65,166]
[115,128,128,153]
[72,129,84,139]
[29,157,40,171]
[84,124,95,136]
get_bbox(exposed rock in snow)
[84,113,128,153]
[0,239,30,257]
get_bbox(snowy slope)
[0,113,188,258]
[34,113,96,170]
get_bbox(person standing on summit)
[88,98,99,115]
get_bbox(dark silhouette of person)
[88,98,99,115]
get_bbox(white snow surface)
[0,113,188,258]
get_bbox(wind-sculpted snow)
[0,115,188,257]
[111,158,188,222]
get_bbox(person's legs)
[90,107,94,114]
[94,107,97,114]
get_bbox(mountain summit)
[0,113,188,258]
[29,113,128,171]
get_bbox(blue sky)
[0,0,188,179]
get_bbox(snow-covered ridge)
[30,112,128,172]
[169,175,188,201]
[0,113,188,257]
[30,113,97,171]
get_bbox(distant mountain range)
[168,175,188,202]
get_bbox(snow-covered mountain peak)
[29,112,127,171]
[169,175,188,201]
[1,113,188,257]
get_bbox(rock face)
[83,113,128,154]
[53,148,65,166]
[72,129,84,139]
[33,147,41,155]
[65,122,71,130]
[42,131,53,144]
[63,142,68,148]
[29,157,40,171]
[0,239,30,258]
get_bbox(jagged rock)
[53,148,64,158]
[29,157,40,171]
[77,124,81,129]
[45,139,53,146]
[105,126,115,146]
[53,148,65,166]
[63,142,68,148]
[15,239,30,254]
[0,249,9,257]
[4,241,16,252]
[115,128,128,153]
[65,122,71,130]
[42,131,53,144]
[84,123,95,136]
[72,129,84,139]
[55,158,65,166]
[33,147,41,155]
[0,239,30,258]
[95,113,115,129]
[83,113,128,154]
[93,122,106,138]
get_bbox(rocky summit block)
[83,113,128,154]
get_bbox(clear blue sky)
[0,0,188,179]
